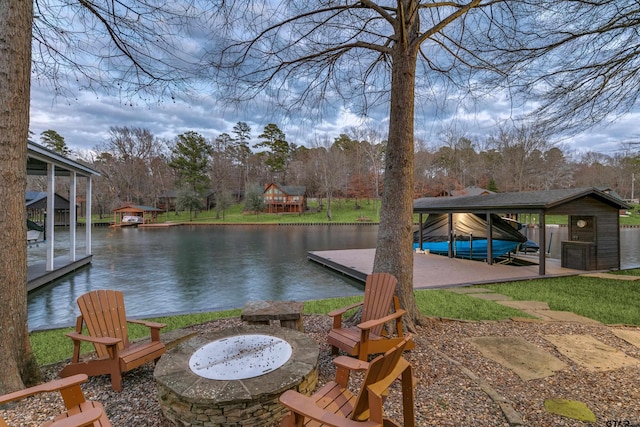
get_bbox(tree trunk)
[0,0,41,394]
[373,8,422,329]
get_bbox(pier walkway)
[308,249,584,289]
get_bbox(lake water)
[27,225,378,330]
[27,224,640,331]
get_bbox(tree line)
[34,121,640,222]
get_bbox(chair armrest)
[49,407,104,427]
[357,309,407,331]
[126,319,166,330]
[279,390,379,427]
[333,356,369,372]
[327,301,364,318]
[0,374,88,405]
[65,332,121,347]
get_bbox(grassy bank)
[86,199,640,227]
[30,270,640,366]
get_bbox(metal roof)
[113,204,162,212]
[413,187,630,214]
[27,141,100,177]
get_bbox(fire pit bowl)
[154,325,319,427]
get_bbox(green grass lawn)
[482,271,640,325]
[34,271,640,366]
[85,200,640,226]
[88,199,388,225]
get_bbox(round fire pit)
[154,325,319,427]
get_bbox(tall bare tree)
[0,0,42,393]
[487,1,640,134]
[209,1,520,326]
[2,0,208,389]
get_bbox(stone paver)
[580,272,640,281]
[530,310,601,324]
[446,287,496,294]
[610,328,640,348]
[497,300,550,311]
[468,293,513,301]
[543,334,640,371]
[469,336,567,380]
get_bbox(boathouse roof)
[413,187,630,214]
[27,141,100,177]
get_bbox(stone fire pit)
[154,325,319,427]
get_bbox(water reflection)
[27,225,378,330]
[27,224,640,331]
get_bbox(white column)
[85,176,92,256]
[69,171,77,261]
[46,163,55,271]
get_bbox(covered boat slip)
[412,187,630,275]
[27,141,100,290]
[413,212,528,260]
[309,188,629,290]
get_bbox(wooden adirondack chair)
[59,290,166,392]
[327,273,414,361]
[0,374,110,427]
[279,335,415,427]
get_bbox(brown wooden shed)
[413,187,631,275]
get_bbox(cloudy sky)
[29,78,640,158]
[27,1,640,159]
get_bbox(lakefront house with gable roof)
[263,183,306,214]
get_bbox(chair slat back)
[351,335,412,420]
[361,272,398,336]
[77,290,129,357]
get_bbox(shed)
[413,187,631,274]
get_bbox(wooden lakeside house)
[112,203,163,226]
[263,183,306,214]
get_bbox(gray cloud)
[30,76,637,156]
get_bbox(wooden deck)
[27,256,92,292]
[308,249,585,289]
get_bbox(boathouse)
[112,203,162,225]
[26,191,77,226]
[27,141,100,290]
[413,187,630,274]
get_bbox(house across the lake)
[263,183,306,214]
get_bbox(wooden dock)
[308,249,584,289]
[27,255,93,292]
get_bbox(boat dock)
[308,249,584,289]
[27,255,93,292]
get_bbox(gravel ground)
[2,315,640,426]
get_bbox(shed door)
[569,215,596,242]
